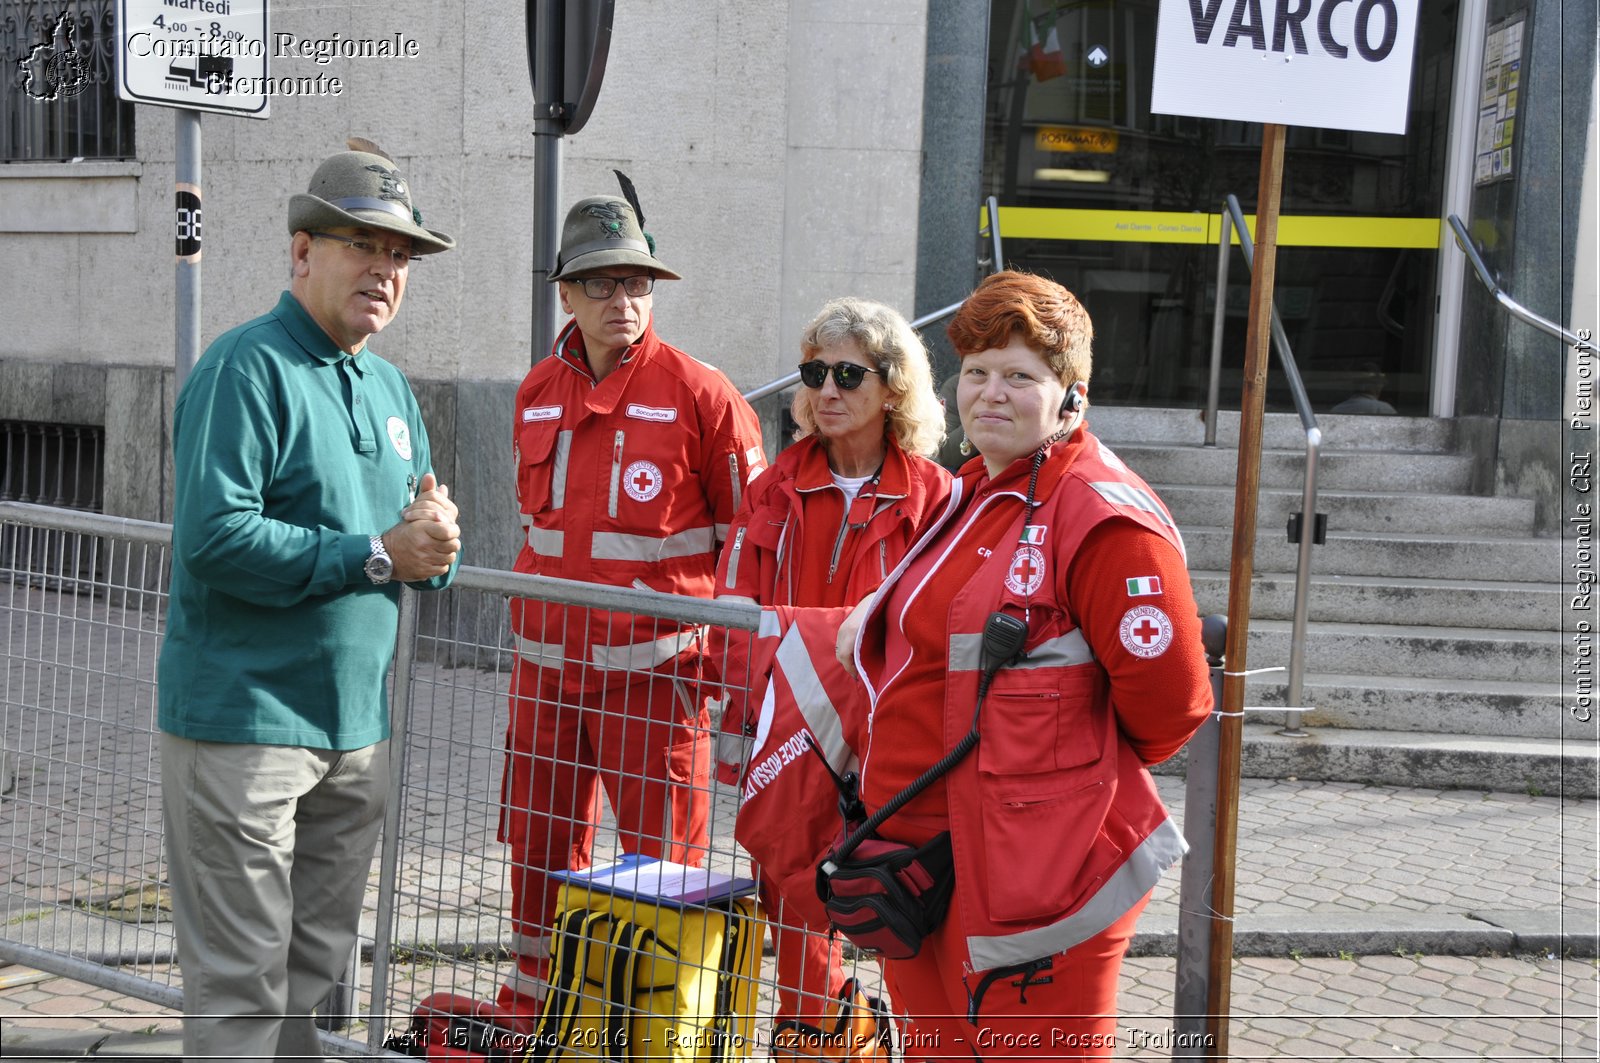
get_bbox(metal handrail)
[1203,195,1321,734]
[983,194,1005,272]
[741,196,1006,404]
[1447,214,1583,346]
[740,299,967,404]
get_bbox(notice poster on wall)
[1473,16,1524,186]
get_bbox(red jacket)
[855,426,1212,972]
[512,319,766,693]
[711,435,951,775]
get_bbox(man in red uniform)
[499,186,766,1015]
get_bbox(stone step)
[1181,528,1560,582]
[1090,407,1458,453]
[1244,619,1563,684]
[1190,570,1562,631]
[1155,483,1538,537]
[1241,671,1576,740]
[1150,724,1596,798]
[1112,443,1475,494]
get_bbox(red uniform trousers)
[497,655,712,1017]
[756,867,847,1025]
[877,812,1147,1062]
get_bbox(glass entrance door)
[983,0,1460,414]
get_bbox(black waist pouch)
[816,829,955,960]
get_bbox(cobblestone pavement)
[5,578,1599,1059]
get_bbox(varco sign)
[1151,0,1419,134]
[1186,0,1402,62]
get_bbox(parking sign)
[117,0,270,118]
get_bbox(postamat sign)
[1151,0,1419,135]
[117,0,270,118]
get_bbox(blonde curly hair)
[791,297,946,458]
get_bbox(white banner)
[1151,0,1419,135]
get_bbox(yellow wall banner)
[992,207,1440,249]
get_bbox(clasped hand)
[381,472,461,581]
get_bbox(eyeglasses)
[311,232,420,267]
[573,275,655,299]
[798,360,883,390]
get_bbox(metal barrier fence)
[0,501,890,1057]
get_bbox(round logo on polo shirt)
[386,417,412,460]
[624,460,664,502]
[1003,546,1046,596]
[1119,605,1174,659]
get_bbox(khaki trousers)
[161,734,388,1063]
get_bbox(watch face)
[365,554,393,583]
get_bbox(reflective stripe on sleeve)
[1088,480,1187,559]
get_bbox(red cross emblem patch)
[1119,605,1174,659]
[623,459,664,502]
[1004,546,1046,596]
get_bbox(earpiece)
[1060,386,1085,416]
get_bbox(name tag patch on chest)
[522,405,563,422]
[624,460,665,502]
[626,403,678,423]
[385,416,413,460]
[1004,546,1046,596]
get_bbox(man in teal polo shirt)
[158,142,461,1062]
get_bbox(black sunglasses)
[798,360,883,390]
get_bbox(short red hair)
[947,270,1093,385]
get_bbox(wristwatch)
[364,535,394,585]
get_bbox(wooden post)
[1205,121,1288,1060]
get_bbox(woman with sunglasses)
[713,297,950,1059]
[831,272,1212,1058]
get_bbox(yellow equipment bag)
[528,881,764,1063]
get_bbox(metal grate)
[0,421,104,510]
[1,0,136,161]
[0,422,105,588]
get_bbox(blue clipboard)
[547,854,758,910]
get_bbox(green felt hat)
[549,194,680,281]
[288,148,454,255]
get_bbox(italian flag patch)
[1126,576,1163,597]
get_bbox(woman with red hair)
[833,271,1212,1059]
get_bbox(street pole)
[174,109,202,390]
[1206,120,1287,1061]
[529,0,563,365]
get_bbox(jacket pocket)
[977,670,1103,776]
[978,778,1121,924]
[516,420,565,516]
